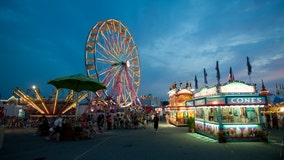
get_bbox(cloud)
[1,0,284,101]
[138,0,284,99]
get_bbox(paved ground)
[0,122,283,160]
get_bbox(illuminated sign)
[220,82,255,93]
[226,96,267,105]
[194,98,206,106]
[206,97,226,105]
[194,87,217,98]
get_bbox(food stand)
[166,88,194,126]
[186,81,268,142]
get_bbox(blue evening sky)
[1,0,284,100]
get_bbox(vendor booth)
[186,81,268,142]
[166,88,194,126]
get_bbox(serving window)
[195,106,260,124]
[195,108,204,121]
[220,106,260,124]
[207,108,218,122]
[195,107,218,122]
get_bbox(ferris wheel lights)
[86,64,95,70]
[32,85,36,89]
[86,58,94,63]
[86,42,95,47]
[85,19,140,108]
[91,28,99,34]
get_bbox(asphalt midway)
[0,122,283,160]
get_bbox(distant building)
[0,96,26,117]
[139,94,161,111]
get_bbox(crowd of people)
[0,104,166,142]
[95,111,159,131]
[1,115,38,129]
[29,110,161,142]
[262,112,284,129]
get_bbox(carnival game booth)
[186,81,268,142]
[166,88,194,126]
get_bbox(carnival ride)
[85,18,141,108]
[13,87,88,115]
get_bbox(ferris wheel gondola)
[85,19,141,107]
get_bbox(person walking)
[46,115,62,141]
[107,114,112,130]
[153,114,159,133]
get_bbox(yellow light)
[212,101,218,105]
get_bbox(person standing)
[165,113,169,124]
[266,114,272,129]
[153,114,159,133]
[261,113,267,129]
[100,114,105,130]
[272,113,279,129]
[36,115,49,136]
[107,114,112,130]
[81,119,91,138]
[97,114,102,131]
[142,115,147,129]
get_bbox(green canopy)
[48,73,106,92]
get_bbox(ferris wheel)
[85,19,141,107]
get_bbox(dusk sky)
[1,0,284,101]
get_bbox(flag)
[261,79,265,90]
[203,68,208,84]
[276,83,280,95]
[194,75,198,89]
[228,67,235,82]
[215,61,220,84]
[247,57,252,75]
